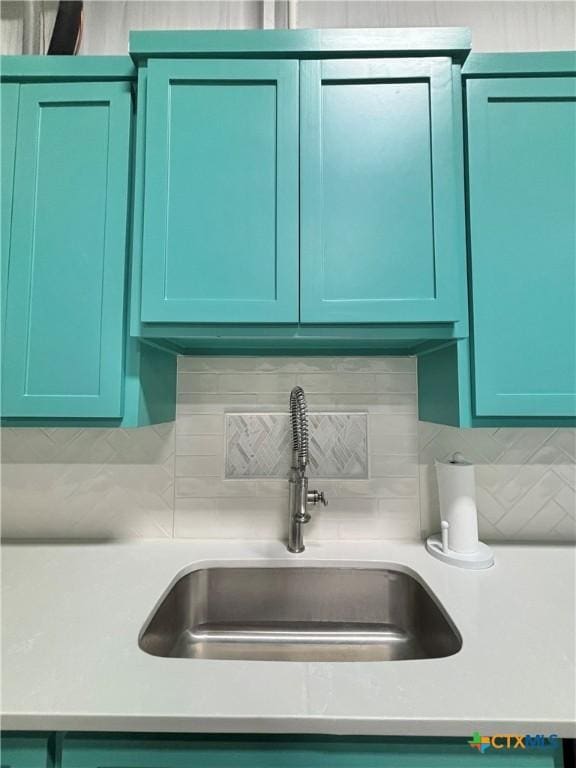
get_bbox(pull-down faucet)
[287,386,327,553]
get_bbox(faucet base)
[287,543,305,554]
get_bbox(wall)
[1,3,574,542]
[1,1,575,55]
[1,357,574,542]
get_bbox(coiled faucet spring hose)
[290,386,309,470]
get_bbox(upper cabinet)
[1,58,176,426]
[3,80,130,419]
[141,59,299,324]
[131,29,470,340]
[466,66,576,419]
[6,39,572,429]
[419,53,576,425]
[300,58,462,323]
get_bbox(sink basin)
[139,566,461,662]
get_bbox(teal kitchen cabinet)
[419,53,576,425]
[58,733,564,768]
[140,59,299,324]
[0,58,176,426]
[0,732,54,768]
[130,29,469,343]
[300,58,463,324]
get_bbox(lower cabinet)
[0,732,54,768]
[1,733,565,768]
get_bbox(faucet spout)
[287,387,327,553]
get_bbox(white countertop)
[2,539,575,737]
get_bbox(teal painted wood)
[417,341,576,428]
[1,82,19,351]
[463,51,576,77]
[121,340,177,427]
[449,65,470,340]
[418,340,473,427]
[129,28,472,64]
[140,58,299,324]
[121,64,177,428]
[137,323,463,341]
[2,80,132,419]
[466,76,576,418]
[300,57,465,324]
[0,733,53,768]
[1,339,177,428]
[60,734,563,768]
[0,56,134,82]
[128,66,147,337]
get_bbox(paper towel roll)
[435,453,480,554]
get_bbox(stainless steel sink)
[139,567,461,662]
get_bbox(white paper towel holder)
[426,452,494,570]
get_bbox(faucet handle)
[308,489,328,507]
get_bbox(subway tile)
[370,455,418,477]
[549,429,576,460]
[369,413,418,436]
[337,357,416,373]
[552,514,576,540]
[296,373,378,394]
[177,356,339,374]
[376,499,420,539]
[175,497,287,538]
[176,414,223,436]
[1,463,174,539]
[370,432,419,454]
[217,373,296,394]
[177,394,259,409]
[517,499,567,539]
[176,477,288,499]
[374,373,417,394]
[554,463,576,489]
[495,471,567,537]
[307,393,417,412]
[177,373,220,394]
[326,477,418,499]
[175,435,222,456]
[176,455,223,478]
[553,482,576,515]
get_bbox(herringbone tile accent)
[225,412,368,479]
[1,425,175,539]
[419,424,576,542]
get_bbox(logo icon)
[468,732,491,754]
[468,732,559,754]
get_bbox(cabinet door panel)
[300,58,462,323]
[59,734,563,768]
[2,82,131,419]
[141,59,298,323]
[467,77,576,417]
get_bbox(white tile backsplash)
[173,357,419,539]
[0,424,175,539]
[419,423,576,542]
[1,356,574,542]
